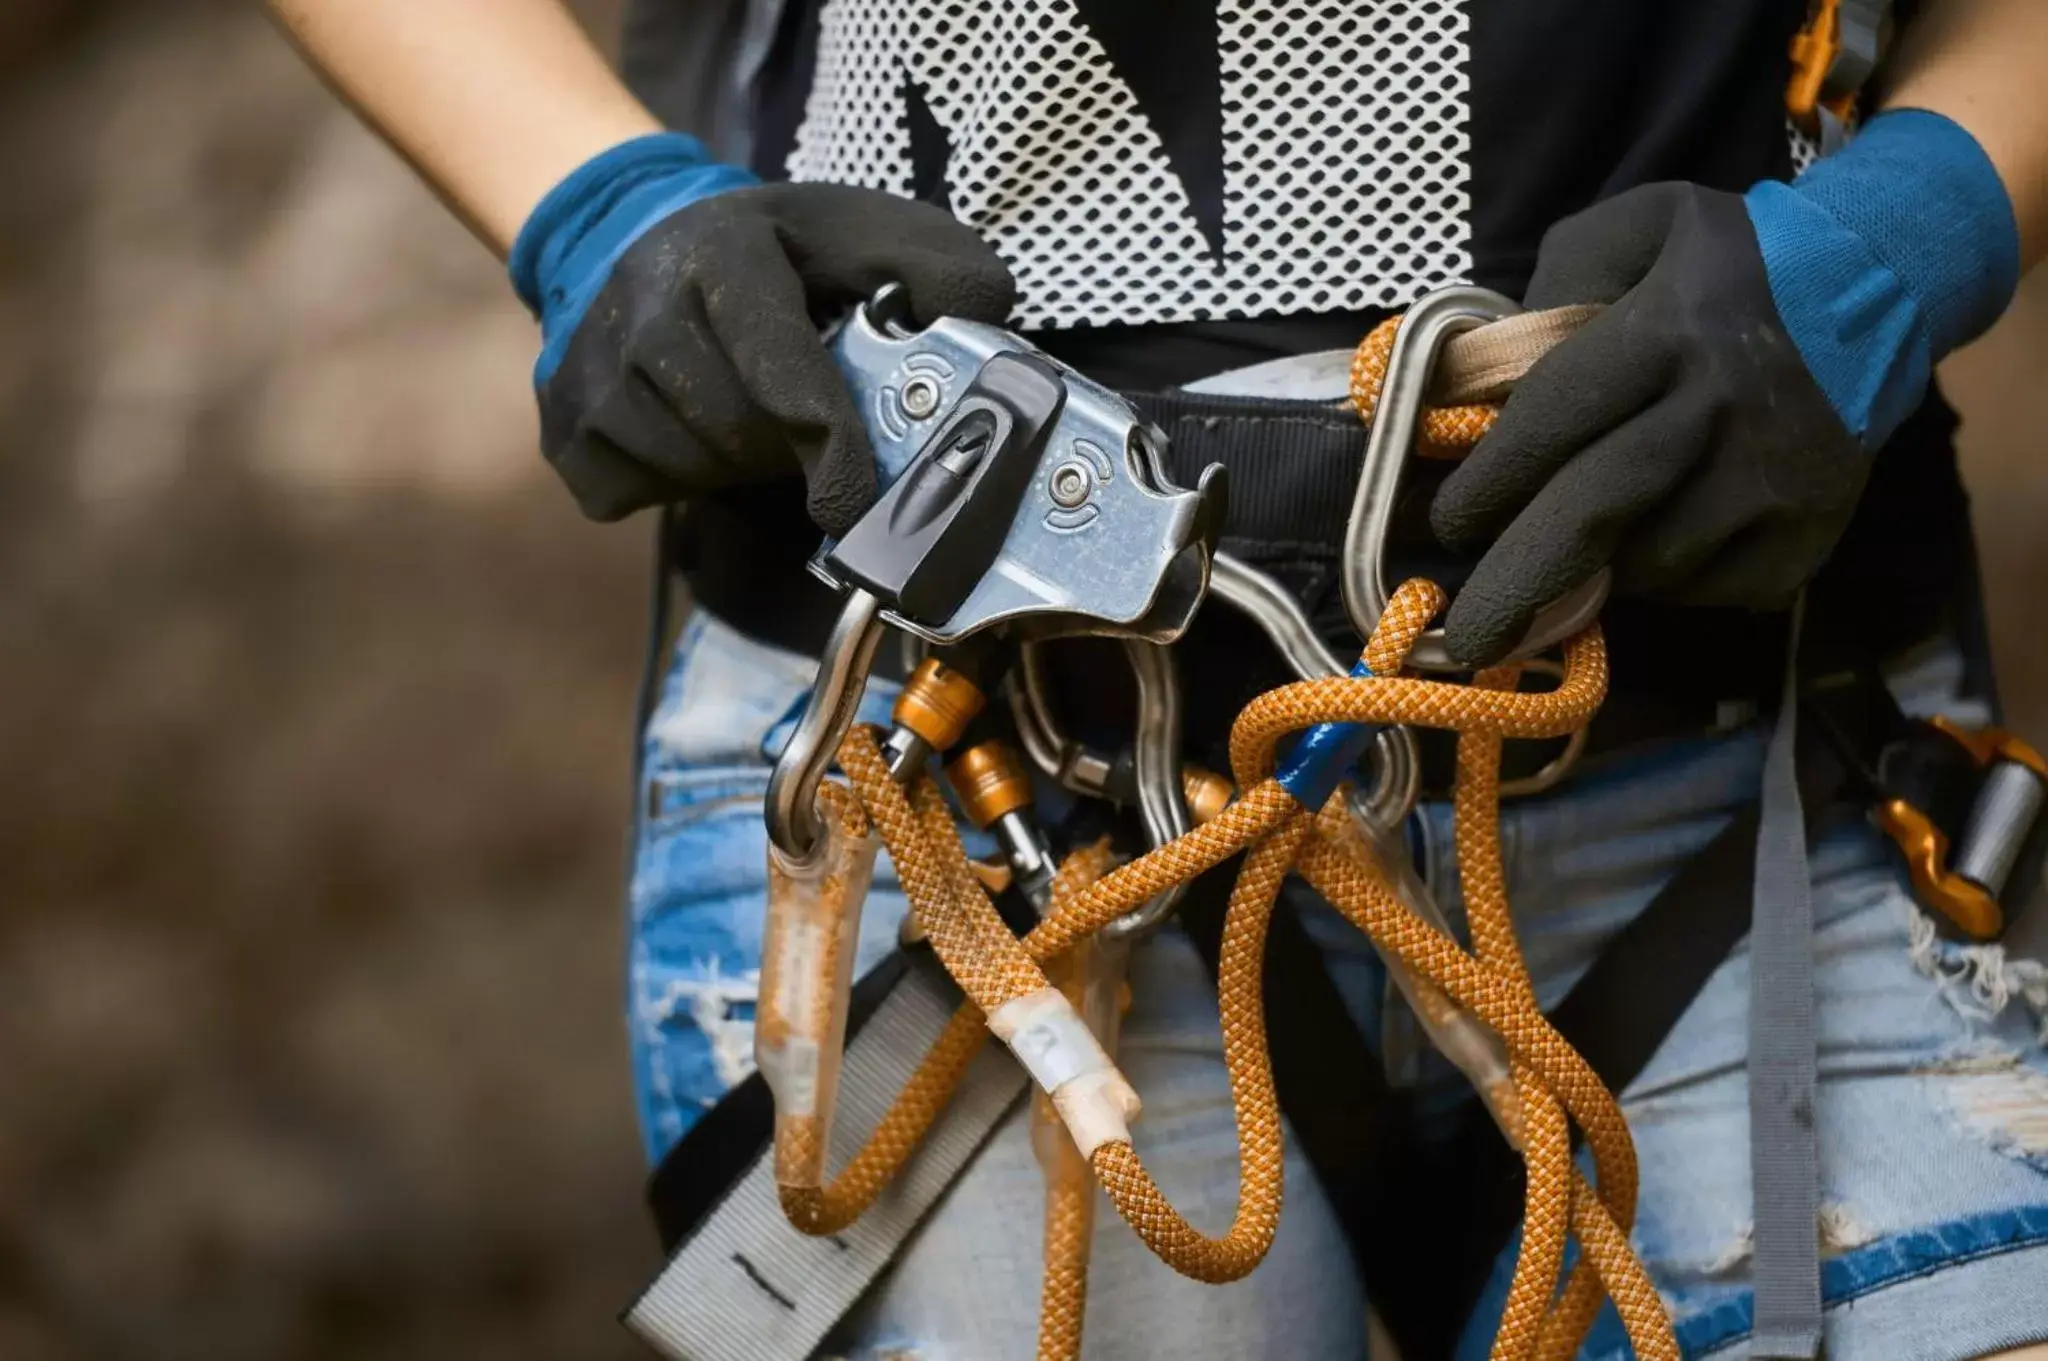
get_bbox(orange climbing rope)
[764,310,1681,1361]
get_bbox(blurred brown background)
[0,3,2042,1359]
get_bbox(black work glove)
[536,183,1016,535]
[1428,183,1869,666]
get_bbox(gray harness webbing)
[625,962,1028,1361]
[1749,597,1824,1359]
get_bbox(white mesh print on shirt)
[786,0,1475,330]
[1787,116,1821,177]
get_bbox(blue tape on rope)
[1274,658,1377,811]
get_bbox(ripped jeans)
[632,610,2048,1360]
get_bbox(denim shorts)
[630,610,2048,1359]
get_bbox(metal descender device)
[765,285,1228,864]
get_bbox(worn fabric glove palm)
[1432,110,2020,666]
[511,134,1016,535]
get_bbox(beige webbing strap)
[625,961,1028,1361]
[1434,304,1606,405]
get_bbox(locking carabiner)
[1008,581,1420,837]
[991,639,1200,936]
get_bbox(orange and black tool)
[1787,0,1890,134]
[947,729,1059,913]
[880,632,1009,780]
[1811,671,2047,941]
[1870,718,2047,940]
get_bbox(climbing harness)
[630,269,2042,1359]
[606,10,2039,1354]
[639,284,1678,1361]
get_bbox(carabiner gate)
[1208,550,1422,832]
[1340,286,1610,672]
[1102,640,1195,939]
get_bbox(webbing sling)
[1749,601,1823,1358]
[627,953,1027,1360]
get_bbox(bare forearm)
[266,0,661,256]
[1885,0,2048,267]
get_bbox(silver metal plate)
[822,286,1222,645]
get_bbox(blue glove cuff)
[509,132,759,385]
[1745,109,2020,449]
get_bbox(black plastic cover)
[824,352,1066,625]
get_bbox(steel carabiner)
[1207,551,1422,832]
[766,591,888,862]
[1339,285,1609,673]
[1101,640,1195,939]
[996,639,1198,936]
[1007,642,1126,804]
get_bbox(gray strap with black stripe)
[624,963,1027,1361]
[1749,596,1823,1359]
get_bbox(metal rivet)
[1048,462,1091,509]
[899,377,941,420]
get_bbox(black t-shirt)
[640,0,1973,684]
[750,0,1820,389]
